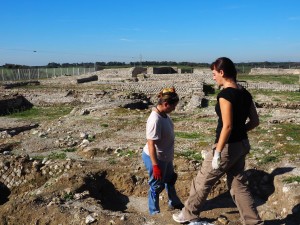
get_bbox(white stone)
[85,215,96,224]
[282,186,289,193]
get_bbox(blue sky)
[0,0,300,66]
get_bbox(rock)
[85,215,96,224]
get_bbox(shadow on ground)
[0,182,10,205]
[78,171,129,212]
[199,167,297,224]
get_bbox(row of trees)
[1,61,300,69]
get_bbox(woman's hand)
[212,151,221,169]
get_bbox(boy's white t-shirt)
[143,110,175,162]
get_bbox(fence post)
[1,69,4,81]
[46,68,48,78]
[38,68,40,79]
[29,69,31,80]
[18,69,20,80]
[78,67,79,75]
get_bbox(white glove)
[212,151,221,169]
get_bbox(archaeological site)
[0,67,299,225]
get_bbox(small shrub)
[175,150,203,161]
[62,148,77,152]
[259,155,280,165]
[283,176,300,183]
[108,157,116,165]
[48,152,66,160]
[118,149,136,158]
[63,193,74,201]
[87,136,95,142]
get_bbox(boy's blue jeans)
[142,151,182,215]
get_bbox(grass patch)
[87,136,95,142]
[48,152,67,160]
[251,90,300,102]
[7,106,73,121]
[258,154,280,165]
[195,141,211,149]
[62,148,77,153]
[175,150,203,161]
[117,149,136,158]
[63,192,74,201]
[258,152,282,165]
[175,131,201,139]
[108,157,117,165]
[31,151,67,160]
[237,74,299,84]
[31,155,45,161]
[283,176,300,183]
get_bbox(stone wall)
[250,68,300,75]
[95,68,134,78]
[119,73,204,95]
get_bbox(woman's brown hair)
[210,57,237,82]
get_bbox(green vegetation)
[250,121,300,164]
[31,151,67,160]
[62,148,77,153]
[237,74,299,84]
[118,149,136,158]
[7,106,73,121]
[175,149,203,161]
[175,131,201,139]
[258,154,280,165]
[31,155,45,161]
[48,152,67,160]
[283,176,300,183]
[258,148,283,165]
[63,192,74,201]
[195,141,211,149]
[108,157,117,165]
[87,136,95,142]
[250,89,300,102]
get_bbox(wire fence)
[0,67,96,81]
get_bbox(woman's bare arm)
[216,98,233,152]
[246,101,259,132]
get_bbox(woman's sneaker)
[188,221,214,225]
[172,212,190,223]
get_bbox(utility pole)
[139,54,142,66]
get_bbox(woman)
[173,57,263,225]
[142,87,184,215]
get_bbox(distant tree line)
[1,61,300,70]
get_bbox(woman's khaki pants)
[181,140,263,225]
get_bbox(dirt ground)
[0,76,299,225]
